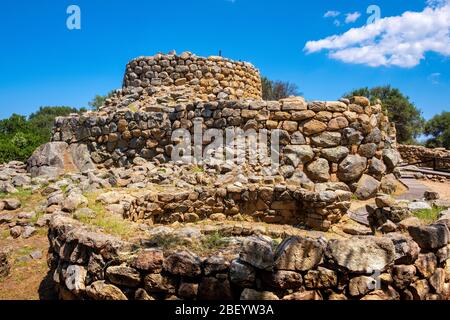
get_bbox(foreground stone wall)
[398,145,450,168]
[122,52,262,101]
[51,96,400,200]
[48,215,450,301]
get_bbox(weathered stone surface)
[144,273,176,294]
[283,145,314,167]
[261,270,303,289]
[163,251,202,277]
[409,279,430,300]
[106,265,141,287]
[310,132,341,147]
[274,236,325,271]
[65,265,87,294]
[348,276,376,296]
[303,119,327,136]
[131,249,164,272]
[27,142,68,177]
[85,281,128,300]
[387,233,420,265]
[415,253,437,278]
[337,155,367,182]
[240,235,274,270]
[383,149,401,171]
[305,158,330,182]
[3,198,21,210]
[326,237,395,273]
[282,290,322,300]
[320,146,349,163]
[354,174,380,200]
[240,289,279,300]
[303,267,337,289]
[198,277,233,300]
[408,224,450,250]
[392,265,416,290]
[203,256,230,275]
[230,260,255,287]
[178,282,199,299]
[429,268,445,294]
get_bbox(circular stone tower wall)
[122,52,262,101]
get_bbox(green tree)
[261,76,300,101]
[89,91,116,110]
[344,86,425,144]
[0,106,86,163]
[424,111,450,149]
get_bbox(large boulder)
[240,236,274,270]
[354,174,381,200]
[337,155,367,182]
[383,149,401,171]
[325,237,395,273]
[274,236,325,271]
[163,251,202,277]
[407,224,450,250]
[283,145,314,167]
[27,142,95,177]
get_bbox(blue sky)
[0,0,448,120]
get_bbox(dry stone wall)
[47,215,450,301]
[398,144,450,168]
[122,52,262,101]
[51,96,400,195]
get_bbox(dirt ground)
[421,180,450,201]
[0,231,56,300]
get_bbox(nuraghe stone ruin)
[12,52,449,300]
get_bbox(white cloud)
[428,72,441,84]
[304,2,450,68]
[345,12,361,24]
[324,11,340,18]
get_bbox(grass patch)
[202,231,227,251]
[191,166,204,173]
[15,245,35,258]
[0,229,10,240]
[0,188,45,213]
[413,206,445,223]
[77,192,136,239]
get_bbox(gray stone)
[392,265,416,290]
[106,265,141,287]
[27,142,68,177]
[386,233,420,264]
[408,224,450,250]
[303,267,337,289]
[383,149,401,171]
[337,155,367,182]
[3,198,21,210]
[368,158,387,177]
[261,270,303,289]
[408,201,432,212]
[274,236,325,271]
[310,132,341,147]
[22,226,36,239]
[163,251,202,277]
[358,143,377,158]
[414,253,437,278]
[283,145,314,167]
[320,146,349,163]
[355,174,380,200]
[240,235,274,270]
[326,236,395,273]
[229,260,255,287]
[65,265,87,294]
[305,158,330,182]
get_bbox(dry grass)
[75,191,137,239]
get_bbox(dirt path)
[0,230,55,300]
[420,180,450,201]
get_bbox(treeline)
[0,106,86,163]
